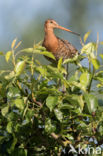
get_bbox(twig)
[96,32,99,56]
[16,81,42,107]
[32,97,42,107]
[51,133,60,140]
[87,66,95,92]
[80,37,84,47]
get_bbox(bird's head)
[44,19,80,36]
[45,19,59,29]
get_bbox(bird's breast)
[43,35,58,53]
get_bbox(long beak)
[57,25,80,36]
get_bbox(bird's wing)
[56,37,78,59]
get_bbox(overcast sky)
[0,0,103,50]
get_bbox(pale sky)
[0,0,103,50]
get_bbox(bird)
[42,19,80,62]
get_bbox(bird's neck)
[43,28,58,52]
[44,28,56,39]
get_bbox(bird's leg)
[62,63,69,93]
[58,64,69,93]
[64,63,69,80]
[62,84,66,93]
[66,63,69,80]
[57,79,62,91]
[61,64,68,93]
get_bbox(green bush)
[0,34,103,155]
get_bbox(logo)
[68,144,77,154]
[68,144,101,155]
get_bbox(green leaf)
[0,83,2,90]
[78,95,84,112]
[45,118,56,133]
[63,54,78,64]
[100,54,103,59]
[60,104,74,110]
[77,121,87,130]
[6,121,13,133]
[0,70,6,75]
[94,71,103,77]
[5,51,12,62]
[0,136,5,142]
[80,72,91,88]
[15,61,25,76]
[20,48,33,53]
[61,67,67,75]
[65,94,84,111]
[11,149,27,156]
[81,42,96,56]
[84,93,98,114]
[7,87,21,99]
[14,98,25,110]
[11,38,17,49]
[99,41,103,45]
[0,51,4,55]
[7,112,18,121]
[36,46,46,51]
[54,108,63,122]
[83,31,91,43]
[26,110,35,122]
[36,66,47,77]
[98,125,103,136]
[5,71,15,80]
[70,81,86,92]
[1,106,9,116]
[91,58,100,70]
[14,41,22,49]
[46,65,64,79]
[64,134,74,141]
[46,96,58,112]
[97,83,103,88]
[96,77,103,83]
[7,135,17,154]
[57,57,63,70]
[40,51,56,60]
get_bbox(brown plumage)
[42,19,80,61]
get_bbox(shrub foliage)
[0,34,103,155]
